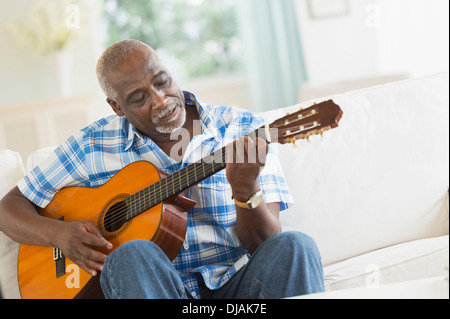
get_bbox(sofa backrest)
[0,150,25,298]
[259,73,449,266]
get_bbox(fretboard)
[124,126,267,220]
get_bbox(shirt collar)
[124,117,143,151]
[184,91,219,139]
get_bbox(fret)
[186,165,190,187]
[194,162,197,182]
[165,177,169,199]
[202,159,206,178]
[172,173,175,195]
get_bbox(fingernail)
[106,243,113,249]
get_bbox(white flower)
[8,0,82,56]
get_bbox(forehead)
[110,50,165,93]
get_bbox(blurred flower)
[8,0,82,56]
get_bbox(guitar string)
[101,149,228,230]
[101,128,268,229]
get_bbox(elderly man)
[0,40,324,299]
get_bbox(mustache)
[153,100,182,124]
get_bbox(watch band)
[232,190,264,210]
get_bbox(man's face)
[107,50,186,136]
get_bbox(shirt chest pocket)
[188,173,236,226]
[196,173,232,204]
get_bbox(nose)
[150,90,169,110]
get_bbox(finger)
[82,221,113,249]
[243,136,256,164]
[234,138,246,164]
[225,141,234,164]
[73,245,108,276]
[254,137,269,165]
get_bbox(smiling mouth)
[161,106,178,121]
[153,102,181,124]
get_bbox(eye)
[132,93,146,105]
[154,72,170,87]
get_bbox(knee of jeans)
[105,240,162,267]
[272,231,321,257]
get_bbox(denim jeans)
[100,231,325,299]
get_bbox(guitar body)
[17,161,193,299]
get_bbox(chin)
[155,106,187,134]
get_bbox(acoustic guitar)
[17,100,343,299]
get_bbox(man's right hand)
[55,220,113,276]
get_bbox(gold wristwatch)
[232,190,264,210]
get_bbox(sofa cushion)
[0,150,25,299]
[25,146,56,173]
[260,73,449,266]
[323,235,449,291]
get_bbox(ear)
[107,98,125,117]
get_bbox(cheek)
[124,106,153,127]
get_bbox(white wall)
[375,0,449,78]
[0,0,104,108]
[295,0,379,84]
[295,0,449,85]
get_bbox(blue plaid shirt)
[18,91,293,298]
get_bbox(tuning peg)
[285,137,296,146]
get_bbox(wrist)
[231,185,260,202]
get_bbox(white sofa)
[0,73,448,299]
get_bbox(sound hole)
[103,200,128,233]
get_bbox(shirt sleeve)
[259,143,294,212]
[17,130,89,208]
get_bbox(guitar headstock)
[267,100,343,144]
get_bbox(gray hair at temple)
[96,39,154,100]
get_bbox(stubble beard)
[152,101,186,134]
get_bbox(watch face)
[249,192,263,209]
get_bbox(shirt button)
[184,243,189,250]
[218,182,224,188]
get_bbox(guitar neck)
[124,126,268,220]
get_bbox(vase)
[48,50,73,97]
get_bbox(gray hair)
[96,39,154,100]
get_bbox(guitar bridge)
[53,247,66,278]
[53,216,66,278]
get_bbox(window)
[102,0,242,78]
